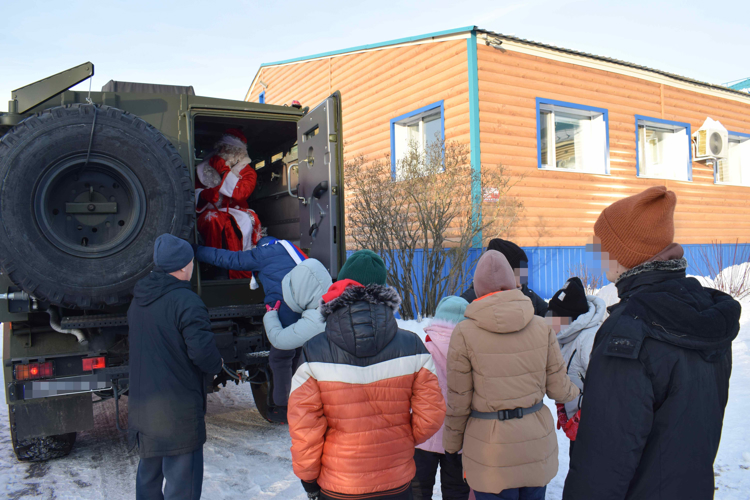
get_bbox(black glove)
[301,479,320,499]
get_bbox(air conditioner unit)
[693,117,728,160]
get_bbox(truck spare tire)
[0,104,194,309]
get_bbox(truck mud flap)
[11,393,94,441]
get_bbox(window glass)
[538,102,607,174]
[391,104,444,180]
[637,122,689,181]
[407,122,420,147]
[423,114,441,148]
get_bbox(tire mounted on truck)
[0,103,194,308]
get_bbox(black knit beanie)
[487,238,528,270]
[549,277,589,320]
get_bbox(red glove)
[563,409,581,441]
[265,301,281,313]
[556,403,568,430]
[200,186,221,204]
[210,156,231,176]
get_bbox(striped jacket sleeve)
[287,350,327,482]
[410,345,446,446]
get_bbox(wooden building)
[246,26,750,297]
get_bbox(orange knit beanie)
[594,186,677,269]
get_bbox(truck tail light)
[14,361,54,380]
[82,356,106,371]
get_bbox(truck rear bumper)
[8,366,129,402]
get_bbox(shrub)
[696,240,750,300]
[345,138,523,319]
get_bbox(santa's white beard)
[217,144,248,167]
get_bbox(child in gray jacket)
[263,258,332,350]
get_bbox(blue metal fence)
[348,243,750,303]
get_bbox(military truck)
[0,63,345,461]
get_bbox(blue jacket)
[196,238,304,327]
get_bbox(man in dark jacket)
[461,238,548,316]
[563,186,741,500]
[196,236,307,422]
[128,234,223,500]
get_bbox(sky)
[1,0,749,112]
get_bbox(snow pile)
[691,262,750,300]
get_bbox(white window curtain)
[723,139,750,185]
[741,140,750,185]
[539,105,606,174]
[639,124,688,180]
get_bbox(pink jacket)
[417,319,456,454]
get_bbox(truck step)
[60,304,267,329]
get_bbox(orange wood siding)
[248,40,471,249]
[477,44,750,247]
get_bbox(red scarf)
[322,279,364,303]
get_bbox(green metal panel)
[11,62,94,114]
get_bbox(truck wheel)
[12,430,77,462]
[250,381,271,421]
[0,103,193,309]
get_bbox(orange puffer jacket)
[288,284,445,496]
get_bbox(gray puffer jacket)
[263,259,332,350]
[556,295,606,417]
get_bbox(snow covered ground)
[2,299,749,499]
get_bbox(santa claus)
[195,128,263,279]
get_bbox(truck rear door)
[295,92,344,278]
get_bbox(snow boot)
[266,405,288,424]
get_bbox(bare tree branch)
[345,138,524,319]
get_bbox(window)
[390,101,444,180]
[536,98,609,174]
[635,116,692,181]
[259,91,265,104]
[716,132,750,186]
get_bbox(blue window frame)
[635,115,692,181]
[259,91,265,104]
[717,130,750,186]
[536,98,609,175]
[390,101,445,180]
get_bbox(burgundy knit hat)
[473,250,518,298]
[594,186,677,269]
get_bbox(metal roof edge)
[259,26,476,68]
[476,29,750,101]
[728,78,750,91]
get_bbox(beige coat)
[442,289,579,494]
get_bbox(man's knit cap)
[594,186,677,269]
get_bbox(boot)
[266,405,288,424]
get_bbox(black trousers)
[411,449,470,500]
[268,304,302,407]
[136,448,203,500]
[268,346,302,406]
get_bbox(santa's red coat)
[196,155,261,279]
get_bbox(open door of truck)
[294,92,345,278]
